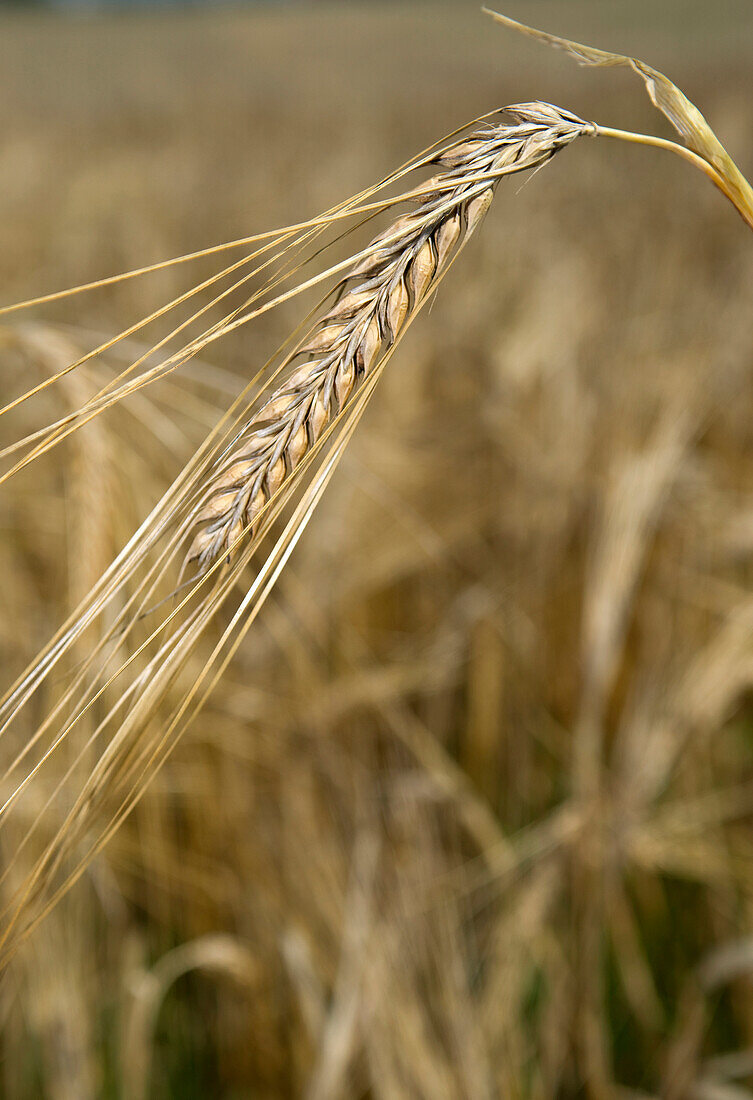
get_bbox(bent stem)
[595,125,753,231]
[484,8,753,233]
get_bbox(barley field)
[1,2,753,1097]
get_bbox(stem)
[595,125,753,232]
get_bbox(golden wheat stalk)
[0,102,592,962]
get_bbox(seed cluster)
[187,104,592,572]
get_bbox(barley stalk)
[0,102,595,963]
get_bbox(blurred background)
[1,1,753,1097]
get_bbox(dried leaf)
[484,8,753,229]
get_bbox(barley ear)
[184,103,592,575]
[484,8,753,230]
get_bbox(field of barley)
[1,1,753,1097]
